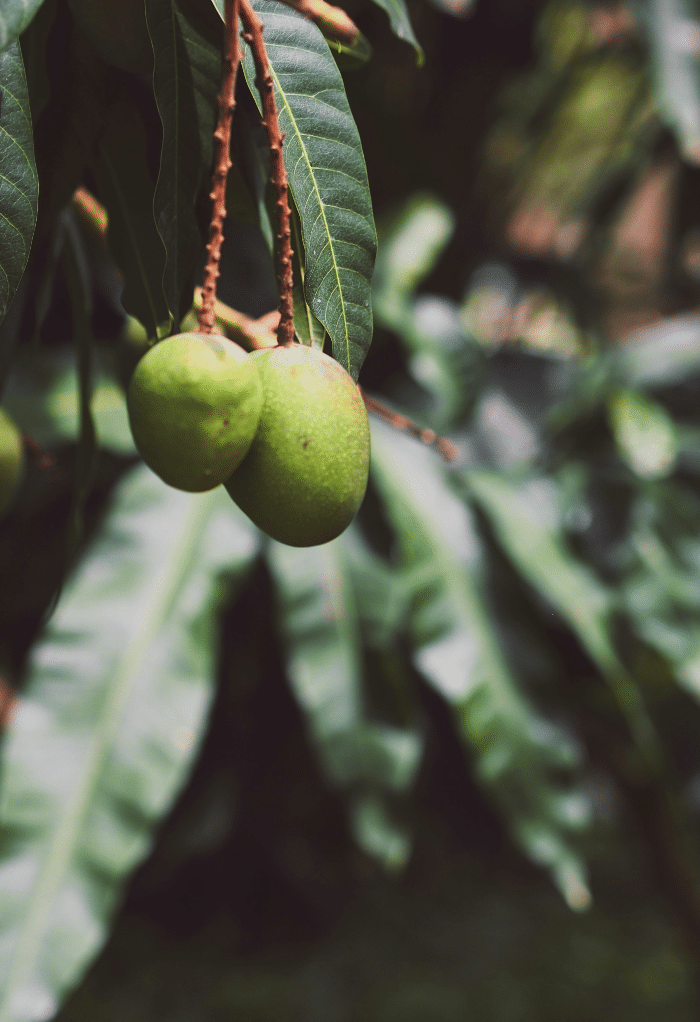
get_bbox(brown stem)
[199,0,242,334]
[0,675,17,730]
[359,388,460,463]
[193,287,278,348]
[239,0,295,345]
[277,0,359,45]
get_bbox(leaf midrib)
[0,489,217,1022]
[266,54,350,369]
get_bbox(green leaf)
[0,43,38,331]
[290,198,326,349]
[464,470,661,763]
[366,0,423,63]
[0,471,260,1022]
[607,388,679,479]
[612,314,700,388]
[402,294,486,429]
[326,29,373,71]
[228,0,377,379]
[62,213,98,554]
[622,490,700,700]
[3,346,136,455]
[370,423,592,908]
[146,0,223,327]
[0,1,44,52]
[638,0,700,159]
[94,96,172,341]
[268,537,423,870]
[373,193,455,331]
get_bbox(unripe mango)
[127,332,263,492]
[225,344,370,547]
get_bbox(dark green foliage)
[6,0,700,1018]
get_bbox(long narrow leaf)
[94,97,172,340]
[268,538,422,868]
[210,0,376,379]
[639,0,700,159]
[464,469,661,762]
[0,470,259,1022]
[146,0,222,326]
[0,43,38,330]
[370,423,592,908]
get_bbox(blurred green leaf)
[0,43,38,331]
[638,0,700,160]
[0,470,260,1022]
[370,422,592,907]
[607,389,679,479]
[374,193,455,329]
[404,295,486,428]
[343,525,410,650]
[622,490,700,701]
[464,470,661,762]
[0,1,44,52]
[612,315,700,389]
[487,45,654,233]
[3,347,136,455]
[146,0,222,327]
[268,537,423,870]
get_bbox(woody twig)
[199,0,242,333]
[277,0,359,45]
[239,0,295,345]
[359,388,460,463]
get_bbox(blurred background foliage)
[7,0,700,1017]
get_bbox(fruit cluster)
[127,333,370,547]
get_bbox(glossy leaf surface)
[370,423,592,908]
[0,471,259,1022]
[213,0,377,379]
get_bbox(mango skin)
[225,344,370,547]
[127,333,263,493]
[0,409,23,519]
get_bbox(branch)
[193,287,278,348]
[239,0,295,345]
[0,675,17,730]
[199,0,242,333]
[277,0,359,44]
[359,388,460,463]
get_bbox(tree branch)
[239,0,295,345]
[277,0,359,44]
[199,0,242,333]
